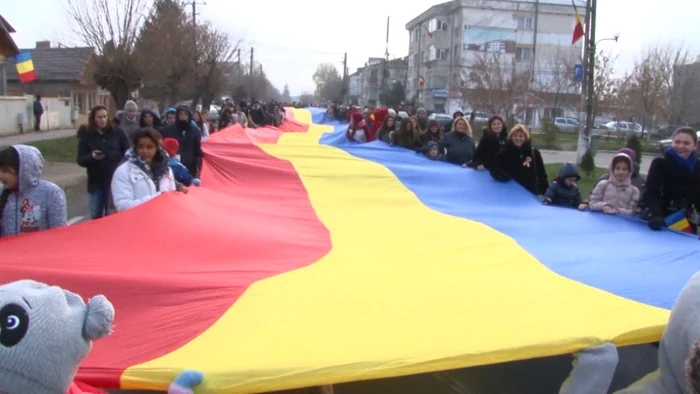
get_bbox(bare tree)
[313,64,343,102]
[64,0,148,108]
[135,0,194,106]
[463,53,531,122]
[299,92,315,104]
[627,46,671,134]
[663,45,694,124]
[188,22,241,108]
[591,50,617,121]
[536,51,578,119]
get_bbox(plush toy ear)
[83,295,115,341]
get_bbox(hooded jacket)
[160,105,204,177]
[139,108,162,130]
[543,163,581,208]
[589,153,640,215]
[0,145,67,236]
[562,272,700,394]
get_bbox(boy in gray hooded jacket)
[0,144,67,236]
[560,271,700,394]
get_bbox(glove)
[648,216,664,231]
[489,167,511,182]
[192,178,201,186]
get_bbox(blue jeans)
[88,184,111,219]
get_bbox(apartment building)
[405,0,584,120]
[348,57,409,107]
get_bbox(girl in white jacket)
[111,127,176,212]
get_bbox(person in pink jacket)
[584,152,640,215]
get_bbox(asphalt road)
[64,181,90,225]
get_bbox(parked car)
[429,113,454,129]
[657,124,685,137]
[465,111,490,123]
[657,129,700,152]
[603,121,644,135]
[195,104,220,122]
[553,117,580,132]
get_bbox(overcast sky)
[4,0,700,96]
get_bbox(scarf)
[126,148,170,192]
[665,146,697,173]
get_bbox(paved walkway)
[540,149,657,175]
[0,128,76,147]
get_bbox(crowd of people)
[333,104,700,235]
[0,98,288,236]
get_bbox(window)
[421,50,426,63]
[428,45,437,61]
[438,49,449,60]
[429,75,447,89]
[412,28,420,42]
[516,16,533,29]
[516,47,533,61]
[412,53,419,68]
[429,18,449,33]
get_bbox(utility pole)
[249,48,254,100]
[342,52,348,104]
[236,48,241,94]
[584,0,597,145]
[531,0,539,84]
[575,0,592,163]
[190,1,205,106]
[381,16,390,106]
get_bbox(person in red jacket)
[347,112,369,142]
[369,108,389,142]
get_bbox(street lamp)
[584,32,621,144]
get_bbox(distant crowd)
[0,98,288,237]
[329,104,700,235]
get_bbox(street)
[64,181,89,225]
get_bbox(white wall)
[0,95,73,135]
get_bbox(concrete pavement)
[540,149,658,175]
[0,128,77,146]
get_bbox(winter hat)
[162,138,180,158]
[425,140,440,151]
[0,280,114,394]
[618,147,637,163]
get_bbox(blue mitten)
[168,370,204,394]
[192,178,201,186]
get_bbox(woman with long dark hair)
[76,105,130,219]
[110,127,176,212]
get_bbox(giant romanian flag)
[1,107,700,392]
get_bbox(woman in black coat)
[490,124,549,196]
[638,127,700,231]
[471,115,508,171]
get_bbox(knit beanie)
[618,147,637,163]
[162,138,180,158]
[0,280,114,394]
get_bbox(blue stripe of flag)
[15,51,32,63]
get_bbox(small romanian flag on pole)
[15,51,37,84]
[665,210,694,234]
[418,76,425,88]
[571,0,585,45]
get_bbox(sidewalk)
[0,128,76,147]
[0,128,85,189]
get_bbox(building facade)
[405,0,584,122]
[350,57,408,107]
